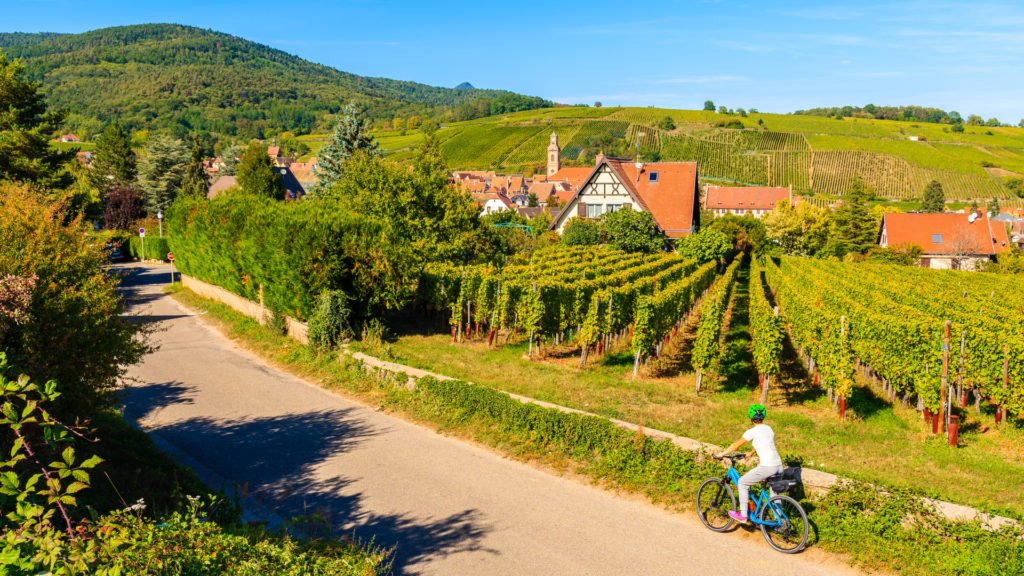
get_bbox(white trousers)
[738,464,783,517]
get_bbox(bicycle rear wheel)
[758,495,809,553]
[695,478,736,532]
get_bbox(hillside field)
[361,106,1024,201]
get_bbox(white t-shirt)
[743,423,783,467]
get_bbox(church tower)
[547,131,560,178]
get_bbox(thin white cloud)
[652,75,747,85]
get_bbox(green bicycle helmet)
[748,403,767,421]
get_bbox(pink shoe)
[728,511,749,523]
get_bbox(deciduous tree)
[602,209,663,253]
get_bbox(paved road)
[119,263,860,576]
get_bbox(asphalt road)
[118,262,861,576]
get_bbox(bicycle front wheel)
[758,494,809,553]
[695,478,736,532]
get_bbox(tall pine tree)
[0,51,74,188]
[314,103,380,193]
[138,134,188,214]
[89,122,136,193]
[921,180,945,212]
[180,136,211,199]
[827,176,877,257]
[236,141,283,199]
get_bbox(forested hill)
[0,24,551,139]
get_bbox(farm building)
[549,154,700,238]
[703,185,793,218]
[878,211,1011,270]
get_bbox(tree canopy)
[921,180,945,213]
[314,104,381,192]
[236,141,283,199]
[138,134,188,214]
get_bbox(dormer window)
[648,172,659,182]
[932,233,943,243]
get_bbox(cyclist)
[715,403,783,524]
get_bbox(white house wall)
[555,166,640,233]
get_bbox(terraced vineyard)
[422,245,723,372]
[356,106,1024,200]
[757,256,1024,419]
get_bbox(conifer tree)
[236,141,283,199]
[314,103,380,192]
[828,176,877,256]
[921,180,945,212]
[138,134,188,214]
[0,52,75,188]
[89,122,136,193]
[180,136,211,199]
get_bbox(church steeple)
[547,131,560,177]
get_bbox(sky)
[6,0,1024,122]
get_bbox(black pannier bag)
[768,466,802,493]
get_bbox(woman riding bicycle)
[715,403,783,524]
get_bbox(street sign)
[167,252,175,262]
[138,227,146,238]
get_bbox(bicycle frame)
[725,464,787,528]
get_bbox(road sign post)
[138,228,146,262]
[168,252,175,284]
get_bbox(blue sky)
[7,0,1024,122]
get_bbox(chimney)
[635,161,644,182]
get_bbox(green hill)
[0,24,550,139]
[363,106,1024,202]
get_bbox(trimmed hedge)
[167,195,372,321]
[128,235,171,261]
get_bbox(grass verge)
[171,285,1024,576]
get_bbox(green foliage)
[88,122,136,194]
[3,24,549,138]
[127,236,170,261]
[313,104,381,192]
[0,51,74,189]
[703,100,715,112]
[677,227,733,263]
[748,258,783,378]
[561,218,602,246]
[658,116,676,130]
[601,209,664,253]
[691,257,742,373]
[236,141,284,199]
[824,177,878,257]
[0,186,147,413]
[307,290,353,354]
[632,261,718,359]
[987,197,1000,216]
[981,248,1024,274]
[138,134,188,214]
[921,180,945,212]
[866,244,923,266]
[762,202,831,256]
[168,195,365,320]
[180,136,211,199]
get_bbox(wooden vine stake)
[940,320,950,435]
[999,343,1009,427]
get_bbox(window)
[586,203,604,218]
[606,204,622,213]
[648,172,659,182]
[932,233,943,243]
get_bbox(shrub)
[0,186,147,413]
[677,227,733,263]
[602,209,664,253]
[307,290,353,353]
[266,308,289,336]
[561,217,602,246]
[128,235,171,261]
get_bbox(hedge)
[167,195,373,321]
[128,236,171,261]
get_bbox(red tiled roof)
[705,186,791,211]
[551,158,699,238]
[267,146,281,157]
[548,167,592,189]
[881,212,1011,256]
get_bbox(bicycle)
[695,453,809,553]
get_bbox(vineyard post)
[696,370,703,393]
[958,330,966,408]
[1000,343,1009,427]
[940,320,950,435]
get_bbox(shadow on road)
[122,382,494,573]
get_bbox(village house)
[878,210,1011,270]
[548,153,700,238]
[479,192,514,215]
[57,133,80,143]
[703,185,792,218]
